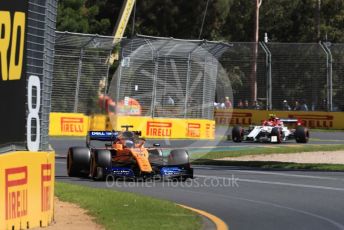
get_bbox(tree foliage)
[57,0,344,42]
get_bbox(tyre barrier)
[0,151,55,230]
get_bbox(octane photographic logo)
[105,174,239,189]
[108,39,233,160]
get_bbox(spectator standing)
[220,102,226,109]
[251,101,261,110]
[243,100,249,109]
[163,95,174,106]
[225,97,232,109]
[294,100,301,111]
[282,100,291,111]
[319,99,327,111]
[237,100,243,109]
[300,100,308,111]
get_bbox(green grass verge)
[191,144,344,160]
[308,128,344,132]
[55,182,202,230]
[191,144,344,171]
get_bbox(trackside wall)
[49,113,90,136]
[49,113,215,139]
[49,109,344,138]
[0,151,55,230]
[110,115,215,139]
[215,109,344,129]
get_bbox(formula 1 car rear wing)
[280,118,303,126]
[88,131,119,141]
[86,131,119,148]
[86,130,143,146]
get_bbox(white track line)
[176,188,344,230]
[195,166,344,181]
[195,174,344,192]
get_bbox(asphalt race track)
[53,132,344,230]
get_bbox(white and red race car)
[232,114,309,143]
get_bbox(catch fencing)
[220,42,344,112]
[27,0,58,150]
[51,32,344,116]
[109,35,231,120]
[51,32,114,114]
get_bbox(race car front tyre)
[295,126,309,143]
[271,127,282,144]
[90,150,112,180]
[168,149,190,166]
[67,147,91,177]
[232,125,244,142]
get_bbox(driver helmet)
[124,139,134,148]
[269,113,277,121]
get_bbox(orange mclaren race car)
[67,126,193,181]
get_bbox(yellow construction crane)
[114,0,136,40]
[109,0,136,64]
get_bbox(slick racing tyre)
[168,149,190,166]
[148,148,163,165]
[67,147,91,177]
[270,127,282,144]
[295,126,309,143]
[232,125,244,142]
[90,150,112,180]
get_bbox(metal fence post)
[320,42,333,111]
[202,50,208,118]
[324,42,333,111]
[102,50,112,111]
[184,45,202,118]
[149,39,172,118]
[184,53,192,118]
[116,47,123,104]
[151,51,159,118]
[74,48,84,113]
[260,42,272,110]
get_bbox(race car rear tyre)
[295,126,309,143]
[67,147,91,177]
[232,126,244,142]
[271,127,282,144]
[168,149,190,165]
[148,149,164,165]
[90,150,112,180]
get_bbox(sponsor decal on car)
[146,121,172,137]
[5,166,28,220]
[61,117,84,133]
[288,114,333,128]
[161,167,182,176]
[111,168,134,177]
[90,131,114,136]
